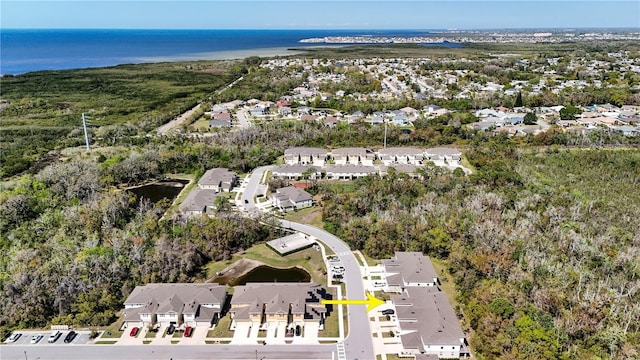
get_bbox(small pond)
[127,179,189,204]
[215,265,311,286]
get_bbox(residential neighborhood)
[194,53,640,140]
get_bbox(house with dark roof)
[229,283,328,332]
[123,283,227,329]
[270,186,313,212]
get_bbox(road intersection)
[3,165,376,360]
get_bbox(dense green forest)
[319,144,640,359]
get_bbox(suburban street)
[243,167,375,360]
[1,344,334,360]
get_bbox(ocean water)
[0,29,452,75]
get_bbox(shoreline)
[1,46,313,76]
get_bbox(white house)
[331,148,375,166]
[284,147,327,167]
[378,147,424,165]
[424,148,462,166]
[324,165,377,180]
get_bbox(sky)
[1,0,639,30]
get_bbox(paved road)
[156,104,201,135]
[241,165,273,213]
[243,167,375,360]
[1,344,334,360]
[235,108,252,129]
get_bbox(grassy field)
[0,61,237,178]
[283,206,323,228]
[207,315,233,338]
[100,311,125,338]
[94,340,117,344]
[430,257,459,309]
[205,243,327,284]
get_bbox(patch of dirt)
[210,258,264,284]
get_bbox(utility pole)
[82,113,91,150]
[383,108,388,149]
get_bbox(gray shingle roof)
[383,252,438,286]
[284,147,327,157]
[179,188,220,213]
[393,287,465,348]
[198,168,238,189]
[275,186,313,203]
[125,283,226,313]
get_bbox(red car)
[129,327,139,337]
[183,326,192,337]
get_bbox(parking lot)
[4,330,91,346]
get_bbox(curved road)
[243,166,375,360]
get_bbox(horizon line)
[2,26,640,31]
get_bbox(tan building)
[229,283,327,333]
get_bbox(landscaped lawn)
[283,206,323,228]
[207,315,233,338]
[205,243,327,284]
[319,289,344,338]
[100,311,125,338]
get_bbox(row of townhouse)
[273,163,432,182]
[283,147,462,167]
[122,283,329,335]
[382,252,470,359]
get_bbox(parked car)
[183,326,192,337]
[7,332,22,342]
[295,325,301,336]
[381,309,395,315]
[31,334,44,344]
[48,330,62,343]
[167,323,176,335]
[64,331,77,343]
[129,327,139,337]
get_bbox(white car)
[48,330,62,343]
[31,334,44,344]
[7,332,22,342]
